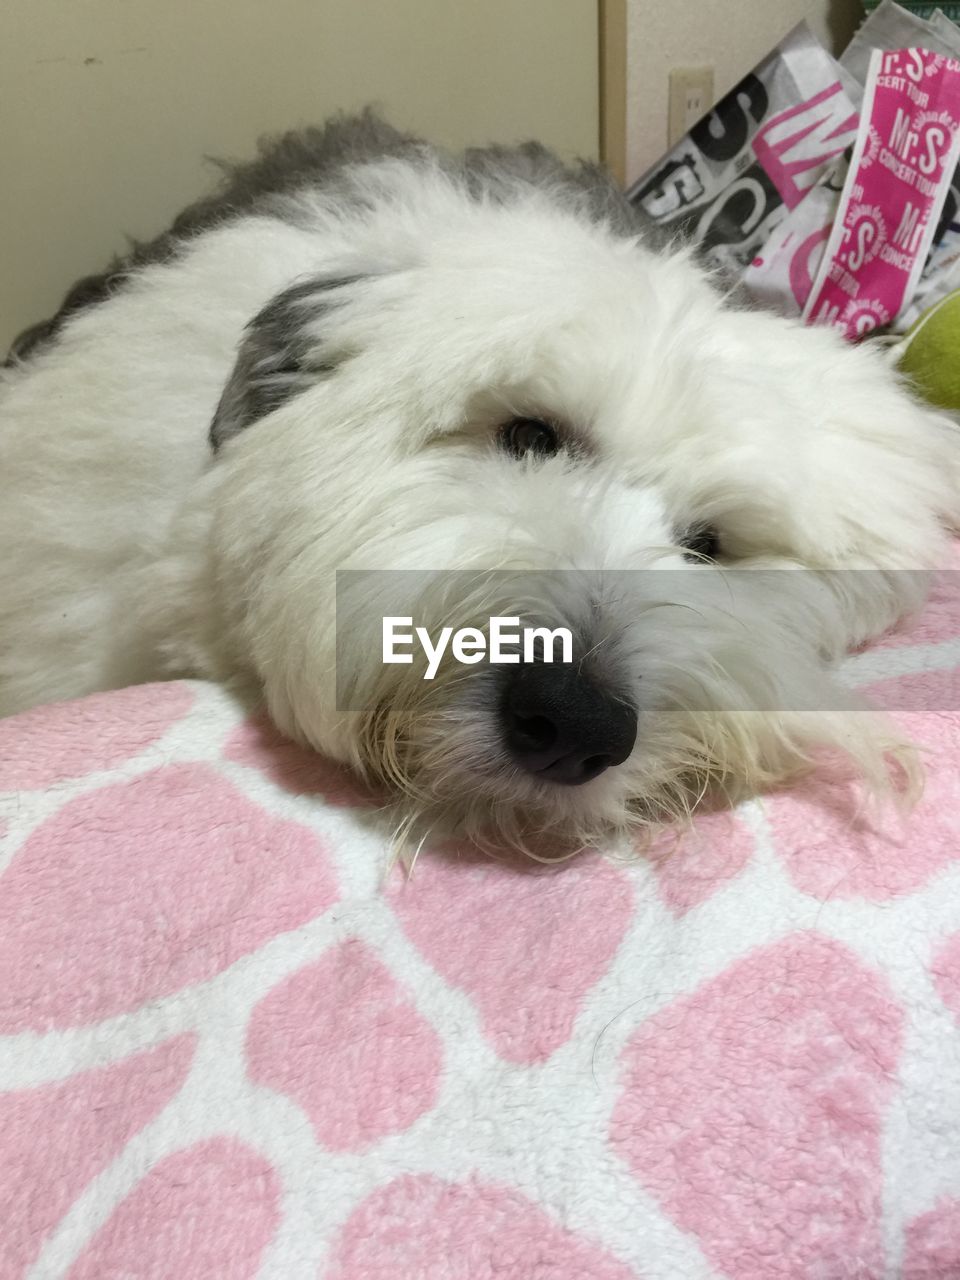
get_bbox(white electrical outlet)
[668,66,715,146]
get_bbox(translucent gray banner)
[334,568,959,713]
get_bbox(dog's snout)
[500,663,637,786]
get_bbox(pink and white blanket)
[3,573,960,1279]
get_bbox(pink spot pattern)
[389,850,633,1064]
[931,931,960,1024]
[0,763,338,1031]
[68,1139,281,1280]
[644,810,755,915]
[902,1197,960,1279]
[246,939,443,1150]
[327,1174,639,1280]
[0,681,194,790]
[2,547,960,1278]
[767,671,960,901]
[225,710,382,806]
[611,934,902,1280]
[0,1036,195,1275]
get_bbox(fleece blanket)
[3,586,960,1279]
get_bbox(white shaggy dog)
[1,113,958,853]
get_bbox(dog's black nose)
[500,663,637,785]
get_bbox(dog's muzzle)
[499,663,637,785]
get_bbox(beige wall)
[623,0,863,184]
[0,0,599,351]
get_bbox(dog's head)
[203,174,954,852]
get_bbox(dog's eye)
[499,417,560,459]
[679,522,721,561]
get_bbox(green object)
[896,289,960,413]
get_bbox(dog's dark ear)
[210,274,363,452]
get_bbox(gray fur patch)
[5,109,661,366]
[5,111,422,366]
[209,274,361,451]
[459,141,653,241]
